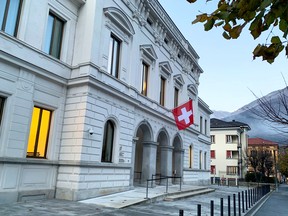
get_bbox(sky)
[158,0,288,112]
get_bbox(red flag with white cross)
[172,99,194,130]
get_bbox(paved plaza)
[0,184,258,216]
[3,184,288,216]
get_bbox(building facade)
[0,0,212,203]
[210,118,250,181]
[247,138,279,176]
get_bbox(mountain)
[213,88,288,145]
[211,110,231,119]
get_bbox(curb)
[244,191,273,216]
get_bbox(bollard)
[242,191,245,213]
[197,204,201,216]
[245,190,248,210]
[228,196,231,216]
[220,198,224,216]
[179,209,184,216]
[233,194,236,216]
[253,188,255,204]
[238,192,241,216]
[211,200,214,216]
[248,189,251,208]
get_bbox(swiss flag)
[172,100,194,130]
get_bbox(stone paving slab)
[0,184,267,216]
[79,185,208,208]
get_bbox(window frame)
[211,165,216,174]
[200,116,203,133]
[211,135,215,143]
[107,34,121,78]
[44,11,65,59]
[226,150,232,159]
[204,152,207,170]
[0,96,5,127]
[0,0,23,37]
[199,150,202,169]
[174,87,179,108]
[159,76,166,106]
[189,145,193,168]
[141,62,149,96]
[226,166,237,175]
[210,150,215,159]
[226,135,233,143]
[26,106,52,159]
[101,120,115,163]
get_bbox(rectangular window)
[204,119,207,135]
[226,150,232,159]
[200,116,203,133]
[107,34,121,78]
[211,165,216,174]
[141,62,149,96]
[226,166,237,175]
[189,145,193,168]
[0,96,5,126]
[0,0,22,36]
[226,135,233,143]
[199,150,202,169]
[204,152,207,170]
[226,135,238,143]
[210,150,215,159]
[44,12,64,59]
[27,107,52,158]
[211,135,215,143]
[174,87,179,108]
[159,76,165,106]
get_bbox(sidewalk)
[252,184,288,216]
[0,184,214,216]
[80,184,212,208]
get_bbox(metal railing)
[145,175,182,199]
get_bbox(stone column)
[160,145,174,185]
[173,149,184,184]
[129,137,139,187]
[141,141,158,185]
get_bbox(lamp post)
[273,149,278,192]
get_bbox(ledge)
[0,157,131,169]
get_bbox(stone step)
[164,188,215,201]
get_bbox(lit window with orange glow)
[27,107,52,158]
[141,62,149,96]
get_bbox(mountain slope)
[216,88,288,145]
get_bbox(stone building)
[0,0,211,203]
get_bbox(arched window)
[101,120,115,162]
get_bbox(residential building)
[0,0,211,203]
[210,118,250,181]
[247,137,279,175]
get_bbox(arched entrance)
[156,129,172,185]
[172,135,184,184]
[133,121,157,185]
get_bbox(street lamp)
[273,149,278,192]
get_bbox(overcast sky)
[158,0,288,112]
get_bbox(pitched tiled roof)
[210,118,250,130]
[248,137,278,146]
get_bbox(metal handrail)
[145,175,182,199]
